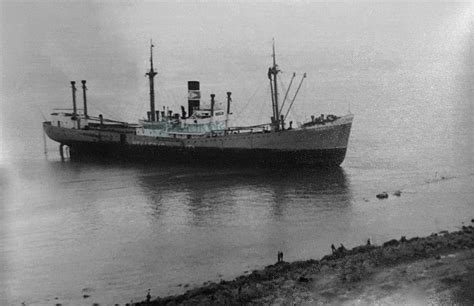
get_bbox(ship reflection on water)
[136,164,351,225]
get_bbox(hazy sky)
[1,1,472,161]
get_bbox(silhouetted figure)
[367,239,371,246]
[146,289,151,303]
[277,251,284,263]
[331,244,336,254]
[339,243,347,253]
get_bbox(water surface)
[1,2,473,304]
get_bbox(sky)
[0,1,472,162]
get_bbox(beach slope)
[140,224,474,305]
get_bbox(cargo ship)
[43,41,353,166]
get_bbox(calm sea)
[1,2,473,305]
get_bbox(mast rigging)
[146,39,158,121]
[268,39,281,130]
[279,72,296,115]
[284,73,306,121]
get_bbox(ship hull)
[43,115,353,166]
[59,141,347,166]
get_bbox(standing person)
[146,289,151,303]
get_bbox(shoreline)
[136,222,474,305]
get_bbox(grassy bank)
[136,222,474,305]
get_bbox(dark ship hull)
[43,115,352,166]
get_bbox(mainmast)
[146,40,158,121]
[267,39,280,130]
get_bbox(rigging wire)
[89,101,126,123]
[231,84,262,120]
[279,77,287,100]
[287,74,308,123]
[284,73,306,121]
[253,84,271,124]
[279,72,296,115]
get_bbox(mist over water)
[1,2,473,304]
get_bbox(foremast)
[146,40,158,121]
[268,39,281,131]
